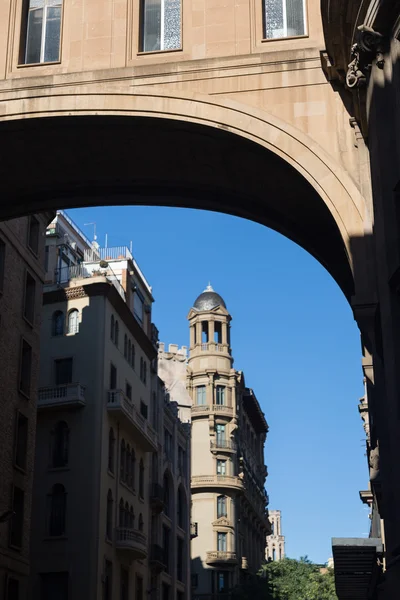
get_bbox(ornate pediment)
[212,517,233,528]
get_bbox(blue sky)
[69,205,368,564]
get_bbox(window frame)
[217,531,227,552]
[262,0,308,42]
[27,215,40,255]
[20,0,64,66]
[23,269,36,326]
[66,309,79,335]
[196,385,206,405]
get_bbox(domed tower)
[188,285,243,595]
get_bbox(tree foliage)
[232,557,337,600]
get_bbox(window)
[23,271,36,324]
[0,237,5,293]
[133,289,144,323]
[124,335,128,358]
[52,310,64,336]
[41,572,69,600]
[136,576,143,600]
[263,0,306,39]
[106,490,113,540]
[196,386,206,405]
[163,473,170,516]
[110,363,117,390]
[67,309,79,334]
[272,547,276,561]
[52,421,69,467]
[214,321,222,343]
[162,526,170,573]
[217,532,227,552]
[6,577,19,600]
[110,315,115,340]
[130,505,135,528]
[14,412,28,470]
[49,483,66,536]
[104,561,112,600]
[55,358,72,386]
[138,513,144,532]
[201,321,209,343]
[124,502,130,527]
[143,361,147,384]
[217,495,227,518]
[9,486,24,548]
[131,448,136,490]
[139,459,144,498]
[216,424,226,444]
[216,385,225,405]
[177,537,184,581]
[108,428,115,473]
[216,460,226,475]
[27,215,40,254]
[126,445,131,485]
[23,0,63,64]
[131,343,135,368]
[140,401,148,419]
[119,498,124,527]
[44,245,49,271]
[120,440,126,482]
[126,382,132,401]
[177,487,185,529]
[140,357,143,380]
[114,320,119,347]
[120,568,129,600]
[19,339,32,397]
[216,571,229,593]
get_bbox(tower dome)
[193,284,226,312]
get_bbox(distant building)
[265,510,285,561]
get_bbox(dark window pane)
[110,364,117,389]
[26,8,43,64]
[24,272,36,324]
[55,358,73,386]
[9,487,24,548]
[20,340,32,396]
[27,216,40,254]
[142,0,161,51]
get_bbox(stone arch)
[0,88,368,298]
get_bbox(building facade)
[186,286,270,597]
[0,214,53,600]
[30,211,190,600]
[265,510,285,562]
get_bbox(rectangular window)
[44,245,49,272]
[0,237,5,293]
[217,495,227,518]
[23,271,36,324]
[126,382,132,401]
[216,571,229,592]
[196,386,206,405]
[55,358,73,386]
[217,532,227,552]
[136,576,143,600]
[104,561,112,600]
[41,572,69,600]
[133,289,144,323]
[216,424,226,444]
[23,0,63,65]
[9,486,24,548]
[216,460,226,476]
[140,401,148,419]
[140,0,181,52]
[27,215,40,254]
[110,363,117,390]
[120,567,129,600]
[216,385,225,405]
[19,339,32,397]
[263,0,306,39]
[15,412,28,470]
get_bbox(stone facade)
[265,510,285,562]
[0,214,52,599]
[30,211,190,600]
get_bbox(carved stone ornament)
[346,25,385,89]
[369,443,380,482]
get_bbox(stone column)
[209,319,215,345]
[208,373,214,405]
[190,325,195,348]
[196,321,202,347]
[222,321,228,346]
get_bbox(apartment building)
[29,211,190,600]
[160,285,271,597]
[265,510,285,561]
[0,213,53,600]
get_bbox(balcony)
[150,544,166,572]
[38,383,86,410]
[115,527,147,559]
[107,390,157,451]
[210,440,236,453]
[191,404,235,418]
[205,551,238,566]
[191,475,244,493]
[150,483,164,513]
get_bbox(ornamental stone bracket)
[346,25,386,89]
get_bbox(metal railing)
[206,551,237,562]
[38,383,85,406]
[191,404,234,415]
[54,265,126,300]
[210,440,236,451]
[107,390,157,447]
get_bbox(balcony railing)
[200,343,225,352]
[191,404,235,417]
[54,265,126,300]
[115,527,147,558]
[38,383,86,409]
[206,551,238,564]
[107,390,157,451]
[191,475,244,492]
[210,440,236,451]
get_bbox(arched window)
[119,498,124,528]
[115,320,119,347]
[143,362,147,385]
[51,421,69,468]
[49,484,66,536]
[139,459,145,498]
[110,315,115,341]
[108,428,115,473]
[138,513,144,532]
[124,334,128,358]
[52,310,64,336]
[120,440,126,482]
[126,445,131,486]
[106,489,113,540]
[124,501,130,528]
[67,309,79,334]
[131,448,136,490]
[128,340,132,364]
[130,506,134,529]
[131,344,135,368]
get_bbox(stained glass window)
[264,0,306,39]
[141,0,181,52]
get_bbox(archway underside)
[0,101,364,299]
